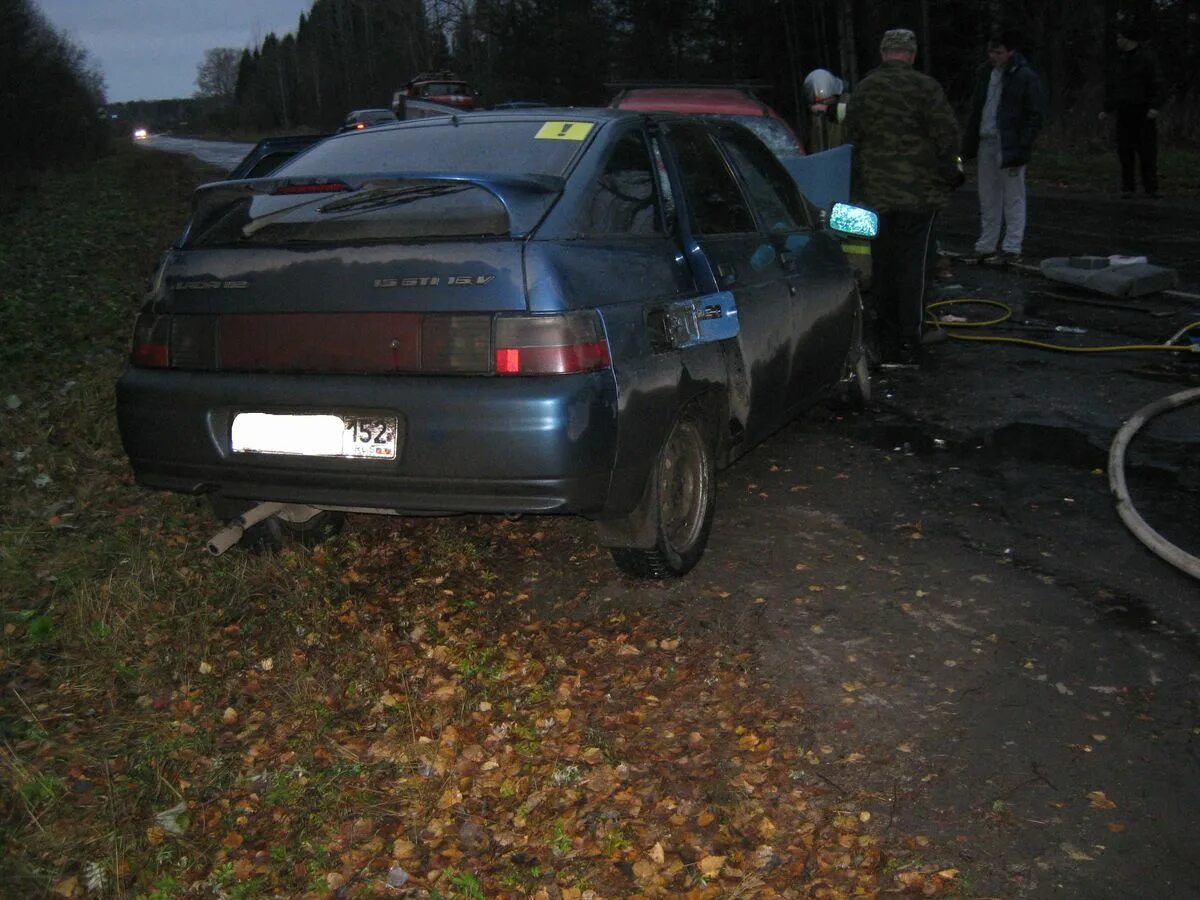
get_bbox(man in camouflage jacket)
[844,28,961,365]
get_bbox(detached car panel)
[117,110,869,577]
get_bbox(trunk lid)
[153,175,554,374]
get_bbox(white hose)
[1108,387,1200,580]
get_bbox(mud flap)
[594,470,660,549]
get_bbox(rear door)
[714,124,855,405]
[660,120,797,443]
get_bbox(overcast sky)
[37,0,314,102]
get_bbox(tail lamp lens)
[493,312,611,375]
[129,311,170,368]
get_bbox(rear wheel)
[610,412,716,579]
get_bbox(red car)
[609,84,805,158]
[397,71,477,110]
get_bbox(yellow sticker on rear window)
[535,121,594,141]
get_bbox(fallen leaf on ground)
[1087,790,1117,810]
[698,855,726,877]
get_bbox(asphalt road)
[940,183,1200,292]
[532,191,1200,895]
[134,134,254,175]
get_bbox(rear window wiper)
[318,183,471,214]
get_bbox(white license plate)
[231,413,398,459]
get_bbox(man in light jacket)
[962,30,1045,264]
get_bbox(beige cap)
[880,28,918,53]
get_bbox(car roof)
[348,108,396,117]
[373,108,634,127]
[611,86,778,118]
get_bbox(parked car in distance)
[395,71,477,111]
[337,109,399,133]
[116,109,875,577]
[609,84,805,159]
[226,134,330,180]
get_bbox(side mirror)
[828,202,878,239]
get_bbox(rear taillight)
[129,311,170,368]
[493,312,611,376]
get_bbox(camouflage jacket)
[843,60,961,212]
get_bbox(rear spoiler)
[185,172,566,244]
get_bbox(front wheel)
[830,340,871,410]
[610,412,716,579]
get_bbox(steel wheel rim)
[658,421,710,552]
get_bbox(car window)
[728,117,803,157]
[716,126,810,233]
[189,182,510,247]
[581,132,661,236]
[244,151,295,179]
[280,119,589,179]
[666,124,755,236]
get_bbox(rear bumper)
[116,368,621,514]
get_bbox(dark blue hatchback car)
[117,109,871,577]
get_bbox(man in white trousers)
[961,30,1044,264]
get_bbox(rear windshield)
[188,181,509,247]
[277,118,593,180]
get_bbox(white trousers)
[975,135,1027,255]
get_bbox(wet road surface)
[940,184,1200,291]
[134,134,254,175]
[543,244,1199,894]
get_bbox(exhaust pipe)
[207,501,286,556]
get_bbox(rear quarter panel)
[524,239,730,513]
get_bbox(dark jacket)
[1104,43,1166,111]
[962,52,1045,169]
[843,60,961,212]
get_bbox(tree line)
[5,0,1198,192]
[216,0,1199,143]
[1,0,108,192]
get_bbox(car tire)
[610,410,716,579]
[208,499,346,552]
[830,342,871,411]
[847,347,871,408]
